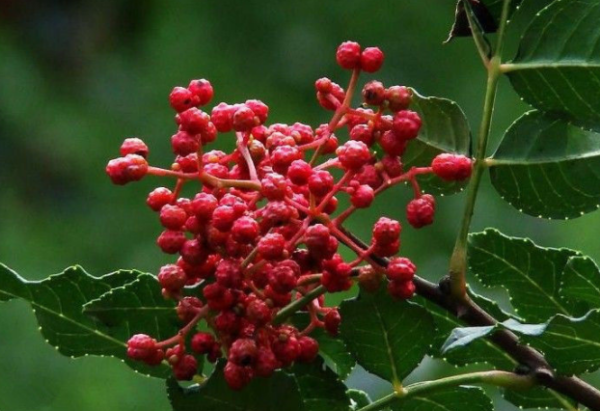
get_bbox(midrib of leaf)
[567,264,600,296]
[470,244,570,316]
[372,301,401,386]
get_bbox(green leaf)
[292,314,355,379]
[0,264,169,377]
[390,386,493,411]
[339,287,434,385]
[469,229,580,322]
[404,90,471,195]
[505,0,600,123]
[504,386,577,410]
[490,111,600,219]
[443,310,600,375]
[83,273,179,342]
[289,360,350,411]
[417,290,516,369]
[560,256,600,307]
[347,389,371,410]
[168,360,350,411]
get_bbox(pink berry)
[386,86,412,112]
[147,187,173,211]
[120,138,149,158]
[336,41,361,69]
[372,217,401,245]
[106,154,148,185]
[171,131,199,156]
[360,47,384,73]
[392,110,422,140]
[169,86,195,112]
[406,194,435,228]
[386,257,416,282]
[388,280,416,300]
[351,184,375,208]
[176,108,210,134]
[159,204,188,230]
[257,233,286,260]
[158,264,187,291]
[431,153,473,181]
[188,79,214,106]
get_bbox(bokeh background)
[1,1,599,410]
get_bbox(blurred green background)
[1,1,599,410]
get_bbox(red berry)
[157,230,186,254]
[392,110,422,140]
[246,299,272,325]
[188,79,214,106]
[406,194,435,228]
[257,233,286,260]
[272,335,300,366]
[254,347,279,378]
[224,361,253,390]
[172,354,198,380]
[212,206,237,231]
[180,238,207,265]
[308,170,334,197]
[191,192,218,220]
[147,187,173,211]
[211,103,235,132]
[245,99,269,123]
[177,297,203,323]
[171,131,199,156]
[297,336,319,362]
[268,261,299,294]
[362,80,386,106]
[388,280,416,300]
[287,160,312,185]
[305,224,331,250]
[177,108,210,134]
[271,145,301,174]
[315,77,333,93]
[336,41,361,69]
[350,124,375,146]
[381,155,403,177]
[360,47,384,73]
[127,334,159,362]
[431,153,473,181]
[158,264,187,291]
[378,130,407,156]
[159,204,188,230]
[106,154,148,185]
[386,257,416,282]
[231,216,259,244]
[386,86,412,112]
[324,309,341,336]
[120,138,149,158]
[191,332,215,354]
[233,105,258,132]
[351,184,375,208]
[336,140,371,170]
[372,217,401,245]
[229,338,258,366]
[203,283,235,311]
[169,86,195,112]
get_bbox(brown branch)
[340,227,600,410]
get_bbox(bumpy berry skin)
[177,108,210,134]
[406,194,435,228]
[173,354,198,380]
[336,41,361,69]
[360,47,384,73]
[297,336,319,362]
[177,297,203,323]
[120,138,149,158]
[379,130,407,156]
[351,184,375,208]
[392,110,422,140]
[157,230,186,254]
[191,193,218,220]
[372,217,401,245]
[362,80,386,106]
[224,362,253,390]
[255,347,279,377]
[106,154,148,185]
[287,160,312,185]
[159,204,188,230]
[171,131,199,156]
[169,87,195,113]
[229,338,258,366]
[158,264,187,291]
[388,280,416,300]
[431,153,473,181]
[336,140,371,170]
[386,257,416,282]
[188,79,214,106]
[147,187,173,211]
[308,170,334,197]
[257,233,286,260]
[324,309,341,336]
[231,216,259,244]
[127,334,159,362]
[386,86,412,112]
[233,105,257,132]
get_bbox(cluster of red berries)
[108,41,473,389]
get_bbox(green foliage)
[0,264,170,377]
[390,387,493,411]
[339,287,434,384]
[490,111,600,219]
[404,91,471,195]
[560,256,600,308]
[167,360,349,411]
[468,229,582,322]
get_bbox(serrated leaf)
[446,0,523,41]
[348,389,371,410]
[469,229,580,322]
[442,324,497,354]
[444,311,600,375]
[505,0,600,123]
[0,264,170,377]
[504,386,577,410]
[403,90,471,195]
[339,287,434,385]
[417,290,516,370]
[561,256,600,307]
[289,360,350,411]
[83,273,179,341]
[167,360,349,411]
[490,111,600,219]
[292,314,355,379]
[390,386,493,411]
